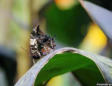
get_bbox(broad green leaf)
[79,0,112,40]
[15,47,112,86]
[44,3,90,46]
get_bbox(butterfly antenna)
[36,25,40,33]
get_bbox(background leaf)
[79,0,112,40]
[87,0,112,11]
[44,2,91,46]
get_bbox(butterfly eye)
[51,38,54,41]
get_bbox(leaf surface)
[15,47,112,86]
[79,0,112,40]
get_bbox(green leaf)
[79,0,112,40]
[15,47,112,86]
[44,3,90,46]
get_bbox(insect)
[30,25,56,61]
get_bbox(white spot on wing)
[30,39,36,45]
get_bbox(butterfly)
[30,25,56,60]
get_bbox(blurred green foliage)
[44,3,90,46]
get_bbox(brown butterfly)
[30,25,56,60]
